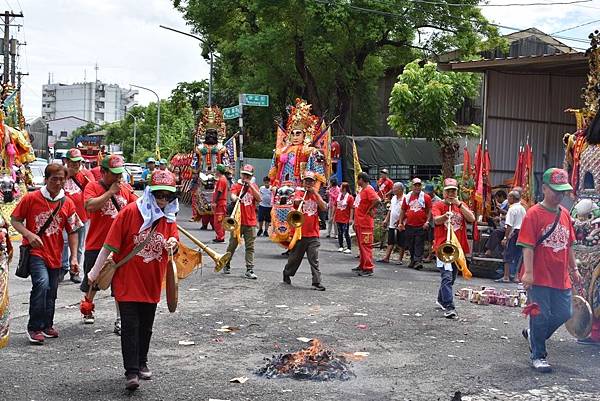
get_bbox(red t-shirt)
[377,177,394,199]
[517,204,575,290]
[354,186,379,229]
[334,193,354,224]
[104,203,179,303]
[90,166,102,181]
[432,201,470,254]
[231,182,259,227]
[213,175,228,206]
[402,192,432,227]
[83,181,137,251]
[64,169,95,223]
[293,190,321,238]
[12,191,82,269]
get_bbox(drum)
[166,255,178,313]
[565,295,593,339]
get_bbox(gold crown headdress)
[196,106,227,142]
[286,98,319,144]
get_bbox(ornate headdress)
[196,106,227,142]
[285,98,319,145]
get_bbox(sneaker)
[338,247,344,252]
[343,249,352,254]
[83,314,95,324]
[377,259,389,263]
[42,327,59,338]
[358,270,374,277]
[125,374,140,391]
[223,265,231,274]
[283,273,291,285]
[531,358,552,373]
[70,273,82,284]
[444,309,458,319]
[114,318,121,336]
[436,300,447,311]
[522,328,532,352]
[257,229,263,237]
[139,365,152,380]
[27,330,45,345]
[281,250,290,256]
[200,225,207,230]
[312,283,326,291]
[395,260,404,265]
[212,239,225,243]
[351,267,361,272]
[245,270,258,280]
[577,337,600,346]
[414,264,424,271]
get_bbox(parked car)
[29,164,45,190]
[124,163,144,189]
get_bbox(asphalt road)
[1,204,599,401]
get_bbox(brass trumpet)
[436,203,459,264]
[287,190,307,228]
[177,225,232,272]
[223,183,250,232]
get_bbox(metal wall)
[485,70,586,186]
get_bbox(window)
[60,131,68,138]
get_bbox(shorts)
[258,206,272,223]
[503,230,521,263]
[388,228,406,247]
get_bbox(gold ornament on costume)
[285,98,319,145]
[196,106,227,143]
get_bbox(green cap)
[101,155,125,174]
[542,168,573,192]
[146,157,156,164]
[216,164,226,174]
[159,158,167,165]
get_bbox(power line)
[551,18,600,34]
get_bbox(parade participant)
[353,172,380,276]
[223,164,261,279]
[517,168,581,373]
[90,164,102,181]
[432,178,475,319]
[398,178,432,270]
[257,176,272,237]
[82,155,137,328]
[496,191,526,283]
[423,183,440,263]
[88,169,179,391]
[484,190,510,257]
[11,163,83,344]
[212,164,228,243]
[158,159,167,171]
[141,158,156,186]
[60,148,95,284]
[283,172,326,290]
[379,182,405,264]
[377,169,394,201]
[326,177,340,238]
[335,182,354,254]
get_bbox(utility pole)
[9,38,17,85]
[2,11,24,85]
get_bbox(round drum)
[166,259,178,313]
[565,295,593,339]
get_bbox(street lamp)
[130,84,160,158]
[159,24,213,107]
[125,112,138,160]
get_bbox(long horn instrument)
[286,190,307,228]
[177,225,232,272]
[436,202,459,264]
[223,183,250,232]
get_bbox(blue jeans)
[337,223,351,249]
[61,222,87,272]
[28,256,60,332]
[437,259,458,310]
[528,285,572,360]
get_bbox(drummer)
[88,170,179,391]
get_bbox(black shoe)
[200,226,208,230]
[125,374,139,391]
[281,250,290,256]
[212,239,225,243]
[444,309,458,319]
[263,231,269,237]
[257,229,263,236]
[312,283,326,291]
[283,273,291,285]
[58,271,67,282]
[70,273,82,284]
[351,267,361,272]
[414,264,424,271]
[139,365,152,380]
[358,270,374,277]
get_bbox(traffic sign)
[240,94,269,107]
[223,105,241,119]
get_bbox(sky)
[11,0,600,122]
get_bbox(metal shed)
[440,52,588,186]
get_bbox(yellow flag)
[352,138,362,190]
[174,242,203,279]
[450,230,472,280]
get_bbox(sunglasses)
[153,191,178,202]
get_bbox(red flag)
[483,148,492,217]
[473,143,484,216]
[462,147,471,181]
[512,146,524,188]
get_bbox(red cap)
[443,178,458,190]
[149,170,177,192]
[240,164,254,176]
[303,171,316,181]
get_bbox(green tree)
[173,0,499,138]
[387,59,480,177]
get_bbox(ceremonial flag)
[352,138,362,191]
[522,144,535,206]
[462,146,471,182]
[313,121,332,180]
[224,135,237,166]
[473,143,483,216]
[174,242,203,279]
[512,146,524,188]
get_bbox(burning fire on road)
[255,339,357,381]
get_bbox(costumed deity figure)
[0,215,13,348]
[269,99,328,247]
[190,107,230,227]
[562,31,600,345]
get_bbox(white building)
[42,81,137,123]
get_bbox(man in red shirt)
[517,168,582,373]
[377,169,394,201]
[353,172,380,276]
[212,164,228,243]
[432,178,475,319]
[88,169,179,390]
[82,155,137,328]
[11,163,83,344]
[398,177,431,270]
[283,171,327,290]
[61,148,95,284]
[223,164,261,279]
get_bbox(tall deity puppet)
[190,107,231,226]
[268,98,330,247]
